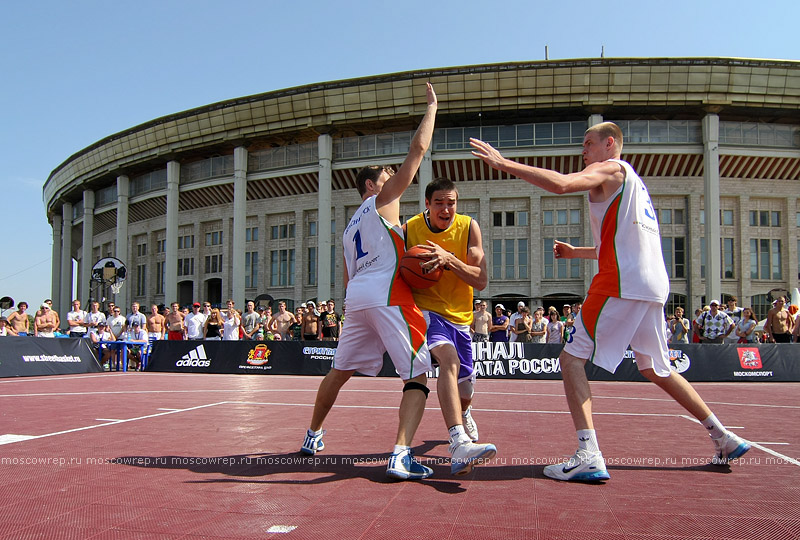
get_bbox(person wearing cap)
[695,300,734,344]
[34,303,58,337]
[472,122,750,481]
[185,302,207,340]
[89,321,115,368]
[489,304,509,342]
[146,304,166,341]
[0,316,17,336]
[509,301,527,343]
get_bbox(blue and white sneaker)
[386,449,433,480]
[543,449,610,482]
[449,439,497,476]
[300,429,325,455]
[711,431,751,465]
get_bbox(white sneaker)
[300,429,325,455]
[462,406,479,442]
[711,431,751,465]
[386,449,433,480]
[449,438,496,476]
[543,449,610,482]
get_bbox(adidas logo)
[176,344,211,367]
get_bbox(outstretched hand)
[470,138,505,168]
[426,82,437,107]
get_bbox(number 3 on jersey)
[353,230,369,260]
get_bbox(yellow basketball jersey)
[405,213,474,326]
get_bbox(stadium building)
[44,57,800,320]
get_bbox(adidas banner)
[0,336,103,378]
[147,340,336,375]
[145,340,800,382]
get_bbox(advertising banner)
[146,340,800,382]
[147,340,336,375]
[0,336,103,378]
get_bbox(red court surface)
[0,373,798,539]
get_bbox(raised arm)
[470,138,623,200]
[375,83,438,209]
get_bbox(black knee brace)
[403,381,430,398]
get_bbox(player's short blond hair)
[585,122,623,153]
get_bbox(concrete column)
[60,202,73,319]
[165,162,180,304]
[317,134,333,302]
[232,146,247,307]
[81,190,95,302]
[702,113,722,303]
[419,146,433,211]
[294,208,304,305]
[51,213,62,313]
[115,176,129,309]
[588,114,604,128]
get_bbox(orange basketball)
[399,246,443,289]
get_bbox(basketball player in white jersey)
[300,83,436,480]
[471,123,749,481]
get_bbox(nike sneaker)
[543,449,610,482]
[711,431,751,465]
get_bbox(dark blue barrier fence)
[0,336,103,378]
[146,340,800,382]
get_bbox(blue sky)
[1,0,798,311]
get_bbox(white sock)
[701,414,725,439]
[448,424,469,445]
[307,428,322,437]
[393,445,410,455]
[577,429,600,453]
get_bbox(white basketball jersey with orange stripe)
[587,159,669,303]
[342,195,415,311]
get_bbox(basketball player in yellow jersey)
[404,177,497,475]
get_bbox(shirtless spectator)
[0,316,17,336]
[301,300,321,340]
[765,296,795,343]
[7,302,30,336]
[34,303,58,337]
[166,302,186,340]
[470,300,491,342]
[146,304,166,341]
[41,299,61,332]
[270,301,296,341]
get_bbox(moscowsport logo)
[176,344,211,368]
